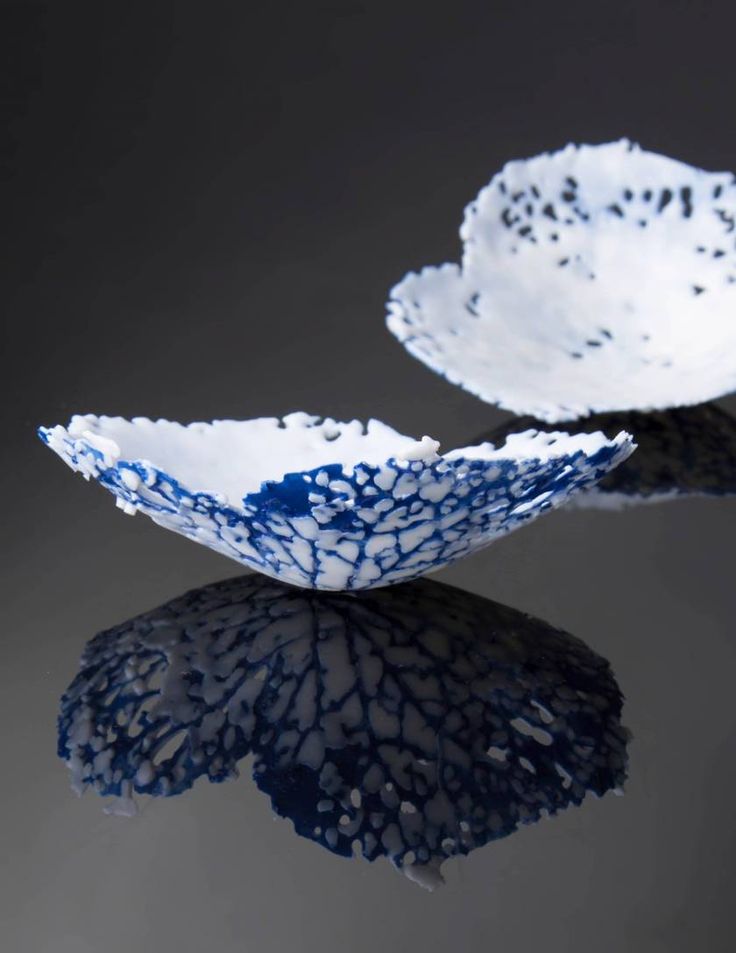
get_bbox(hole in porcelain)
[387,140,736,421]
[486,745,507,762]
[152,730,187,765]
[509,716,553,746]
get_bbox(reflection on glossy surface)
[387,141,736,423]
[59,574,628,889]
[480,402,736,508]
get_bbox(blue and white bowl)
[39,412,633,590]
[388,140,736,422]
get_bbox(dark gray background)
[2,2,736,951]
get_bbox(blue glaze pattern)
[59,573,629,888]
[38,414,633,590]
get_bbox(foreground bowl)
[388,140,736,422]
[39,412,633,590]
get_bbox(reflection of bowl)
[479,401,736,509]
[38,412,633,590]
[388,140,736,422]
[59,573,628,889]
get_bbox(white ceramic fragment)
[387,140,736,421]
[39,412,633,590]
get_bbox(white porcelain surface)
[388,140,736,421]
[39,412,633,590]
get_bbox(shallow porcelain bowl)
[388,140,736,422]
[39,411,633,590]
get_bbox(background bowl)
[388,140,736,422]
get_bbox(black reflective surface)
[4,4,736,952]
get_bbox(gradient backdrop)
[3,3,736,952]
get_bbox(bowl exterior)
[39,424,632,590]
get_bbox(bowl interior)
[388,141,736,419]
[65,413,422,503]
